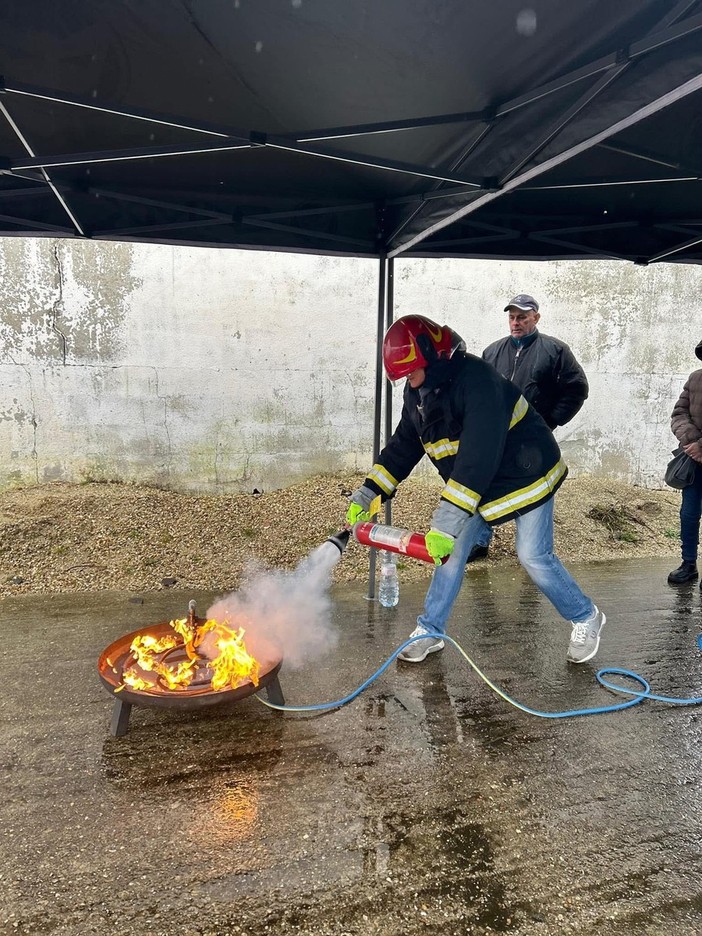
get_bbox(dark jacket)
[482,330,588,429]
[363,352,567,526]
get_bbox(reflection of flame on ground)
[194,782,261,843]
[118,616,260,693]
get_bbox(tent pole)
[384,258,394,528]
[367,254,388,599]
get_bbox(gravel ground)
[0,473,682,598]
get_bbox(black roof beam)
[0,173,238,223]
[522,175,698,191]
[648,231,702,262]
[263,136,482,187]
[86,187,234,221]
[296,110,485,143]
[386,181,487,206]
[420,232,521,248]
[10,140,252,171]
[655,222,702,233]
[597,141,690,171]
[0,186,50,200]
[1,79,247,141]
[243,216,373,250]
[243,202,374,222]
[630,8,702,54]
[93,218,233,238]
[430,217,519,237]
[528,231,633,261]
[0,212,74,234]
[0,97,85,235]
[654,0,701,32]
[535,220,638,236]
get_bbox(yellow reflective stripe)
[441,478,480,512]
[367,463,399,496]
[479,459,567,521]
[424,438,459,460]
[509,395,528,429]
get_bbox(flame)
[196,620,260,690]
[118,616,260,693]
[122,670,160,691]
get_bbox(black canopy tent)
[2,0,702,261]
[1,1,702,584]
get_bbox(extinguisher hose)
[256,630,702,719]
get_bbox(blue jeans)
[417,498,594,634]
[680,462,702,562]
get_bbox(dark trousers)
[680,461,702,561]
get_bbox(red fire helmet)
[382,315,454,381]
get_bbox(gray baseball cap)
[504,293,539,312]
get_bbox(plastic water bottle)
[378,550,400,607]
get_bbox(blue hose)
[256,631,702,719]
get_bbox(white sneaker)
[397,625,445,663]
[567,606,605,664]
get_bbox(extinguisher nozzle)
[327,528,351,555]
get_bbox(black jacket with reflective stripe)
[482,331,588,429]
[364,352,567,526]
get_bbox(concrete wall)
[0,237,700,493]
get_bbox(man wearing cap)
[468,294,589,562]
[483,294,589,430]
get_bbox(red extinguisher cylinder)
[352,522,447,565]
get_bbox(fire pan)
[98,617,284,737]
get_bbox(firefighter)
[346,314,605,664]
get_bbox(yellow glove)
[345,502,370,526]
[425,529,455,565]
[345,487,381,527]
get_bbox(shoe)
[397,625,445,663]
[466,544,489,564]
[667,561,698,584]
[567,606,605,664]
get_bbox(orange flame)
[119,616,260,692]
[196,620,260,690]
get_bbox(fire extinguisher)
[352,522,447,565]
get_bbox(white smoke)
[206,540,343,670]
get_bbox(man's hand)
[345,484,377,527]
[425,529,455,565]
[346,502,370,526]
[683,441,702,464]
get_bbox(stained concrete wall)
[0,238,700,493]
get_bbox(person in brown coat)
[668,339,702,584]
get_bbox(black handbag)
[665,447,697,489]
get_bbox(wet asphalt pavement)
[1,557,702,936]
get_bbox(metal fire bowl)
[97,621,283,711]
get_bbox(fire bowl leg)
[265,675,285,707]
[110,698,133,737]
